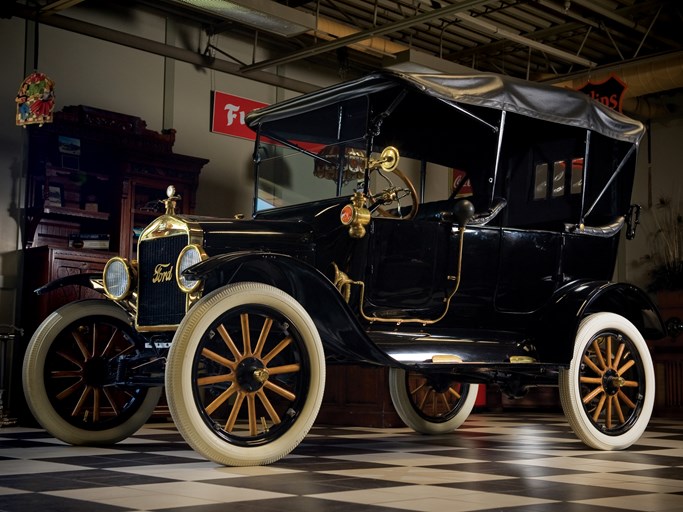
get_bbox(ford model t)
[23,71,665,466]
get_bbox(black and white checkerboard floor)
[1,413,683,511]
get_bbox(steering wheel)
[370,167,419,220]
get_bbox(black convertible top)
[246,71,645,144]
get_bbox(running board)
[367,329,537,367]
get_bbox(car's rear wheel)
[166,282,325,466]
[389,368,478,434]
[559,312,654,450]
[22,300,162,445]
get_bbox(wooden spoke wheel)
[22,300,161,445]
[389,368,478,434]
[166,282,325,466]
[559,312,655,450]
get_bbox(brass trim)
[340,191,371,238]
[432,354,463,363]
[162,185,181,215]
[135,323,180,333]
[368,146,400,172]
[510,356,537,363]
[134,208,205,331]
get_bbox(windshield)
[255,138,365,210]
[254,95,371,211]
[252,86,502,213]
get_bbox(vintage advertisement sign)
[577,74,627,112]
[451,168,473,197]
[211,91,267,140]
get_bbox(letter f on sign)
[225,104,241,126]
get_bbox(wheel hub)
[236,357,269,392]
[602,368,625,396]
[83,357,108,387]
[424,374,456,394]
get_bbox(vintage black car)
[23,71,666,466]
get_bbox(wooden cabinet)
[21,246,114,335]
[16,106,208,423]
[20,104,210,334]
[25,105,208,259]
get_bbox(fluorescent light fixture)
[169,0,316,37]
[383,49,473,74]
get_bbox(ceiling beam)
[450,11,596,67]
[239,0,595,72]
[40,0,86,16]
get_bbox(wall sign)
[577,74,627,113]
[211,91,267,140]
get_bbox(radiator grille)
[137,234,188,328]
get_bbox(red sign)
[452,168,473,197]
[577,74,627,113]
[211,91,267,140]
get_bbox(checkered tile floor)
[2,412,683,511]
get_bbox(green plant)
[641,196,683,292]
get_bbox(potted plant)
[639,196,683,338]
[642,196,683,293]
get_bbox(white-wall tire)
[22,300,162,445]
[166,282,325,466]
[559,312,654,450]
[389,367,478,434]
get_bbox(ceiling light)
[169,0,316,37]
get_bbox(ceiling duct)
[548,52,683,119]
[166,0,316,37]
[314,17,408,57]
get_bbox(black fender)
[185,251,395,366]
[534,280,666,363]
[35,272,106,296]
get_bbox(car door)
[364,218,451,313]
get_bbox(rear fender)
[186,252,394,366]
[535,281,665,363]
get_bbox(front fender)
[535,280,665,363]
[186,252,395,366]
[35,272,106,296]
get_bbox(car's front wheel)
[22,300,162,445]
[559,312,655,450]
[389,368,478,434]
[165,282,325,466]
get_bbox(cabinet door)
[49,249,112,308]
